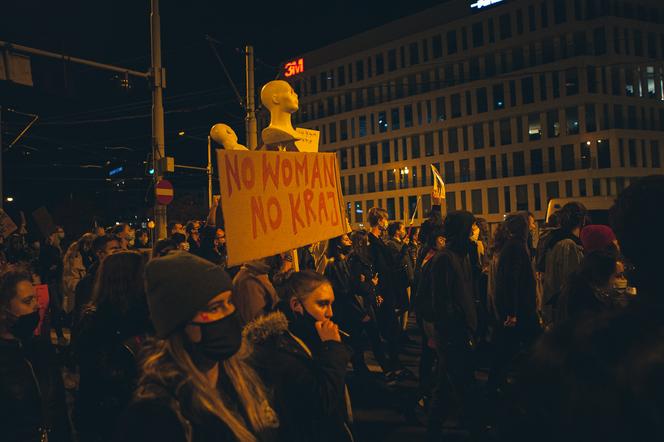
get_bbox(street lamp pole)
[151,0,167,240]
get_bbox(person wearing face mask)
[0,270,72,442]
[115,252,278,442]
[325,234,389,377]
[366,207,410,381]
[245,270,353,442]
[557,248,625,322]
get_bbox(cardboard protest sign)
[294,128,320,152]
[217,149,346,266]
[0,209,18,238]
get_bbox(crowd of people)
[1,176,663,442]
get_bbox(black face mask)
[339,244,353,256]
[189,312,242,371]
[9,311,40,341]
[290,304,321,347]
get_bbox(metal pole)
[151,0,167,240]
[0,106,3,209]
[0,40,149,78]
[245,45,257,150]
[207,136,213,209]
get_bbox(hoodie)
[232,260,279,325]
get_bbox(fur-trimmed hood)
[242,311,290,346]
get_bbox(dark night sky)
[1,0,444,232]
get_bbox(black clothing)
[246,310,353,442]
[74,262,98,321]
[325,256,368,328]
[493,239,539,334]
[73,305,151,441]
[557,272,622,322]
[0,336,71,442]
[114,379,236,442]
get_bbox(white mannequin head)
[260,80,298,115]
[210,124,248,150]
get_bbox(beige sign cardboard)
[217,149,346,266]
[0,209,18,238]
[294,127,320,152]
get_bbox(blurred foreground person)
[73,251,152,442]
[114,252,277,442]
[245,270,353,442]
[512,176,664,442]
[0,270,71,442]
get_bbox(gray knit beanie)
[145,251,233,338]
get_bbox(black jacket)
[493,239,540,336]
[73,305,151,440]
[429,249,478,340]
[114,380,236,442]
[325,256,368,328]
[367,232,398,307]
[0,337,71,442]
[246,310,353,442]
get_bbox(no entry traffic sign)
[155,179,174,205]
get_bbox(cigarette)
[339,329,351,338]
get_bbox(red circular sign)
[155,179,174,205]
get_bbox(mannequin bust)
[210,124,248,150]
[260,80,300,146]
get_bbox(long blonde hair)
[136,331,277,441]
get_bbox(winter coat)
[367,232,398,308]
[114,375,240,442]
[429,249,478,341]
[232,261,279,325]
[73,305,151,441]
[347,253,380,311]
[0,337,71,442]
[385,238,413,310]
[245,311,353,442]
[324,256,368,328]
[492,239,540,336]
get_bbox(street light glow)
[6,197,14,202]
[178,130,185,136]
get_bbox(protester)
[579,224,618,254]
[407,226,421,274]
[168,222,185,238]
[424,210,478,441]
[539,202,587,324]
[232,256,280,325]
[0,270,72,442]
[385,221,414,338]
[74,235,121,321]
[186,222,201,256]
[135,229,150,248]
[114,252,278,442]
[111,224,135,250]
[556,248,623,322]
[39,225,66,342]
[171,233,190,251]
[487,214,540,394]
[245,270,353,442]
[62,232,96,315]
[511,176,664,442]
[153,238,178,258]
[413,226,446,407]
[366,207,406,378]
[72,251,152,441]
[326,234,389,376]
